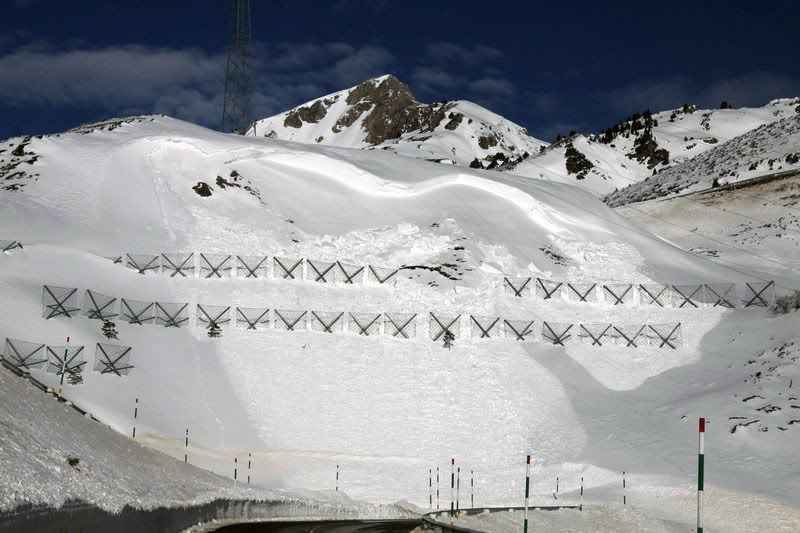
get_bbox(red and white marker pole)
[697,417,706,533]
[524,455,531,533]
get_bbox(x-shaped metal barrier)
[126,254,160,275]
[236,256,269,278]
[611,325,647,348]
[235,307,270,330]
[350,313,381,336]
[537,278,563,300]
[647,324,682,349]
[603,284,633,306]
[155,302,189,328]
[197,305,231,329]
[46,345,86,376]
[369,265,399,284]
[84,290,118,321]
[274,310,308,331]
[94,344,134,376]
[384,314,417,338]
[274,257,303,280]
[337,262,365,285]
[161,253,195,278]
[121,299,155,325]
[504,277,532,297]
[430,313,461,342]
[744,281,775,307]
[470,316,500,338]
[42,286,79,319]
[567,283,597,303]
[4,339,47,369]
[200,254,232,279]
[579,324,612,346]
[542,322,573,346]
[311,311,344,333]
[672,285,704,308]
[639,284,669,307]
[308,260,337,283]
[503,320,535,341]
[705,284,736,308]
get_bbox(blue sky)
[2,0,799,141]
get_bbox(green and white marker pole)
[524,454,531,533]
[697,417,706,533]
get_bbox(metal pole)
[450,458,455,517]
[456,466,461,511]
[471,470,474,508]
[698,417,706,533]
[60,336,70,389]
[132,397,138,439]
[524,455,531,533]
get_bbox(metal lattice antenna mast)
[222,0,253,134]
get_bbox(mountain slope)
[512,98,800,196]
[248,75,547,168]
[1,116,798,528]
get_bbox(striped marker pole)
[336,464,340,491]
[436,467,440,510]
[450,458,455,517]
[132,398,138,439]
[234,457,238,484]
[456,466,461,511]
[184,428,189,464]
[556,476,559,499]
[429,468,433,509]
[622,471,626,505]
[524,455,531,533]
[580,476,584,511]
[470,470,474,508]
[247,452,252,485]
[698,417,706,533]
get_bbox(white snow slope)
[1,115,799,531]
[248,75,547,167]
[514,98,800,196]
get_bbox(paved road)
[215,519,422,533]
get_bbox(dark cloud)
[424,42,503,67]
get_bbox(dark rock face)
[284,100,328,129]
[564,142,594,179]
[444,112,464,131]
[329,76,450,144]
[192,182,213,197]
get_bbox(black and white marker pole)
[622,471,627,505]
[697,417,706,533]
[580,476,584,511]
[184,428,189,464]
[336,464,340,492]
[429,468,433,509]
[470,470,474,508]
[436,466,440,510]
[555,476,559,499]
[456,466,461,511]
[248,452,252,485]
[524,455,531,533]
[132,397,138,439]
[234,457,238,485]
[450,458,455,517]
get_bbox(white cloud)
[467,77,516,98]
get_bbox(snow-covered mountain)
[248,74,547,168]
[513,98,800,196]
[2,116,799,531]
[605,113,800,206]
